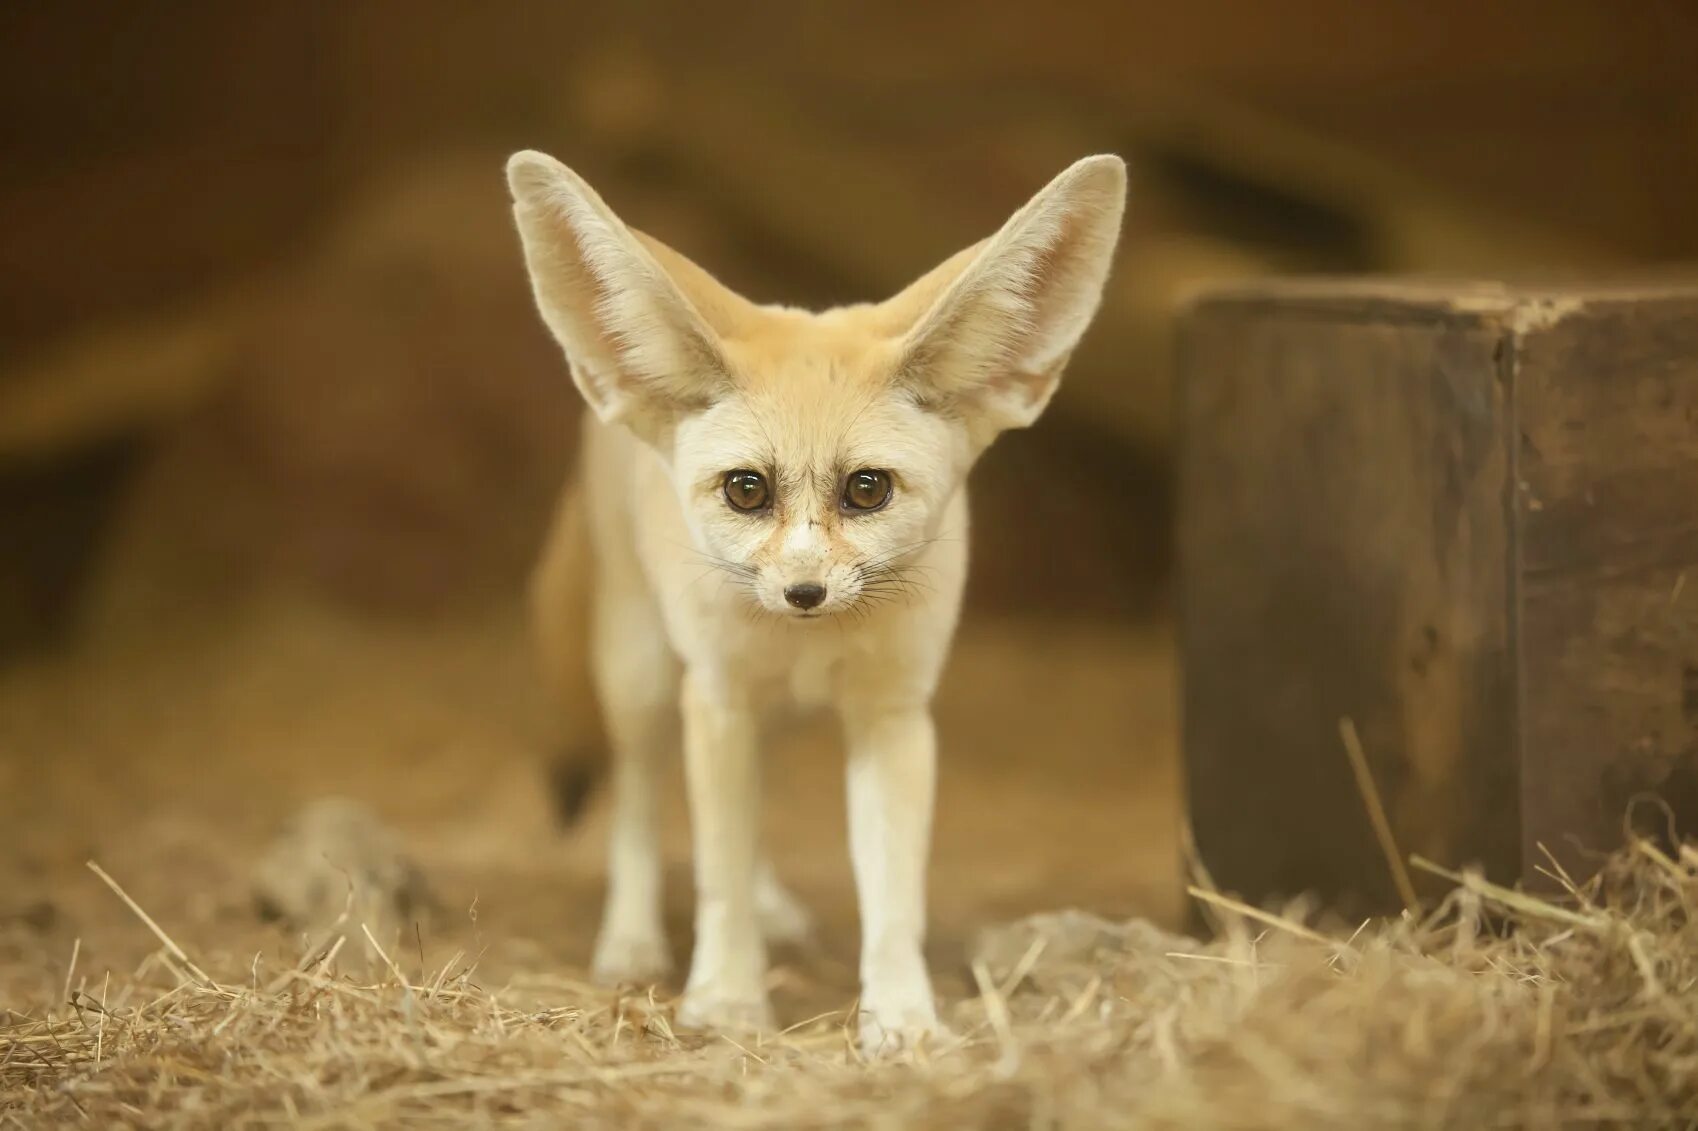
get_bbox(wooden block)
[1177,279,1698,913]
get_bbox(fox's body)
[508,151,1125,1053]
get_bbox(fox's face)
[667,331,964,617]
[508,152,1126,619]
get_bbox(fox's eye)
[842,469,892,512]
[723,470,770,512]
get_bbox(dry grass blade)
[1408,855,1605,929]
[1185,886,1340,949]
[0,835,1691,1126]
[84,861,216,988]
[1338,716,1421,914]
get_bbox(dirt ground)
[8,603,1698,1128]
[0,598,1180,1026]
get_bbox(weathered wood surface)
[1514,295,1698,871]
[1179,280,1698,912]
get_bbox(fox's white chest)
[725,624,853,716]
[786,645,838,710]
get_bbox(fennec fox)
[507,151,1126,1053]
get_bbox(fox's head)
[507,152,1125,619]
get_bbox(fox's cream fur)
[507,150,1126,1053]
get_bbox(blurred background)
[3,1,1697,1002]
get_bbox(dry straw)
[4,827,1697,1128]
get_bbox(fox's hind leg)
[586,587,680,985]
[532,477,673,984]
[755,856,813,945]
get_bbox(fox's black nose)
[783,582,827,610]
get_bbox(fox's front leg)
[676,669,772,1032]
[842,702,942,1054]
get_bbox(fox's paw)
[857,1000,955,1059]
[590,929,672,987]
[676,986,774,1035]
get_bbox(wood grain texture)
[1514,296,1698,873]
[1178,292,1517,913]
[1179,280,1698,911]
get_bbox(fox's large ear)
[506,151,732,444]
[890,155,1126,442]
